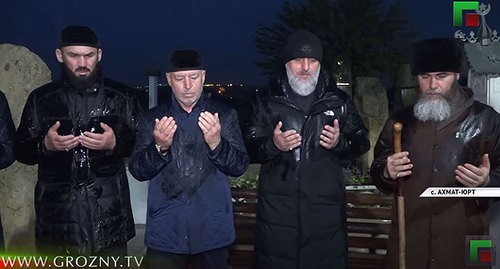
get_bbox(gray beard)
[413,96,451,122]
[286,66,320,96]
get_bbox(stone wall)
[352,77,389,174]
[0,43,51,253]
[393,64,417,110]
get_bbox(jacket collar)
[268,70,345,114]
[170,90,208,115]
[60,65,103,94]
[436,86,474,130]
[270,69,334,99]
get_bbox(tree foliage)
[255,0,414,79]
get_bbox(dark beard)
[61,63,101,91]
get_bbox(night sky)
[1,0,499,87]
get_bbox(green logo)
[453,1,479,26]
[466,236,495,266]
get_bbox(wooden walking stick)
[393,122,406,269]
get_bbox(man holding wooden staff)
[370,37,500,269]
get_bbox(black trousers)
[145,246,229,269]
[97,242,128,256]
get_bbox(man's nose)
[430,77,439,90]
[301,59,310,71]
[183,78,192,89]
[77,56,86,67]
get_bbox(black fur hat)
[282,29,323,63]
[411,38,463,75]
[60,25,99,48]
[167,50,204,72]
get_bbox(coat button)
[433,167,438,172]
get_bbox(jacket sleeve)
[0,91,15,169]
[485,110,500,189]
[333,95,370,160]
[208,109,249,177]
[15,92,48,165]
[128,112,172,181]
[370,118,397,194]
[244,93,281,163]
[111,89,144,158]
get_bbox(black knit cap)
[60,25,99,48]
[282,29,323,63]
[411,38,463,75]
[167,50,204,72]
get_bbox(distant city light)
[137,82,250,90]
[336,82,350,86]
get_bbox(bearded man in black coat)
[246,29,370,269]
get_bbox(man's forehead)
[61,45,98,54]
[288,57,319,62]
[171,70,204,76]
[419,71,457,76]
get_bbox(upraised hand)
[198,111,221,150]
[154,116,177,152]
[272,121,301,152]
[319,119,340,150]
[455,154,490,187]
[44,121,79,152]
[80,122,116,150]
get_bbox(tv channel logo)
[466,235,496,266]
[453,1,479,27]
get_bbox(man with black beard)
[370,38,500,269]
[15,25,142,256]
[246,29,370,269]
[128,50,249,269]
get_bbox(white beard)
[413,96,451,122]
[286,66,321,96]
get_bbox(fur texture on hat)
[282,29,323,63]
[411,38,463,75]
[60,26,99,48]
[167,50,204,72]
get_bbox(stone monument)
[0,43,51,253]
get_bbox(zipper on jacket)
[84,91,96,253]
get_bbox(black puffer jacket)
[0,90,15,170]
[15,76,142,254]
[246,71,370,269]
[0,90,15,252]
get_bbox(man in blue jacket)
[129,49,249,269]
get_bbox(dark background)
[1,0,499,87]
